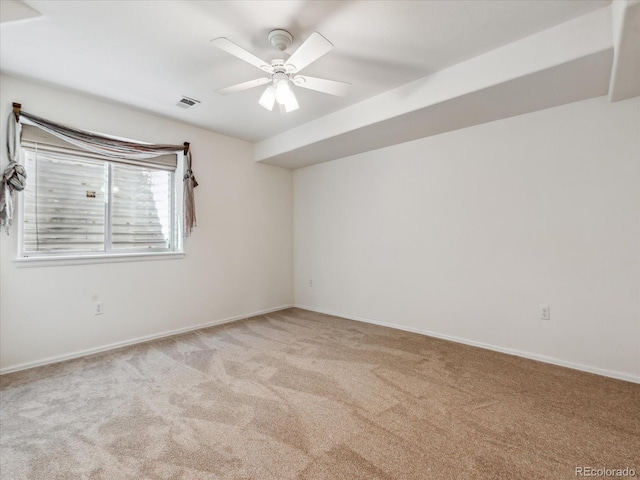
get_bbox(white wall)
[0,75,293,372]
[294,95,640,382]
[2,78,638,384]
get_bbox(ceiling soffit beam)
[258,51,612,169]
[0,0,41,23]
[609,0,640,102]
[255,7,613,168]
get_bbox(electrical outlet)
[95,302,104,315]
[540,305,550,321]
[309,279,313,287]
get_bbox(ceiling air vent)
[176,96,200,109]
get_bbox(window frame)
[16,145,185,264]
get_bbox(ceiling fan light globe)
[275,80,292,104]
[284,89,299,112]
[258,85,276,111]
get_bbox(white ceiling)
[0,0,611,144]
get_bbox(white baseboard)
[294,304,640,384]
[0,305,293,375]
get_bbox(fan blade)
[292,75,350,96]
[216,77,271,95]
[211,37,273,73]
[284,32,333,73]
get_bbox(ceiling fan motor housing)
[270,60,299,85]
[268,29,293,51]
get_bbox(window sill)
[14,251,185,268]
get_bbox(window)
[19,126,183,259]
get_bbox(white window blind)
[23,151,106,252]
[20,133,181,257]
[111,163,172,250]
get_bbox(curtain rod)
[12,102,21,121]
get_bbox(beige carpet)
[1,308,638,480]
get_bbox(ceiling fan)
[212,29,350,113]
